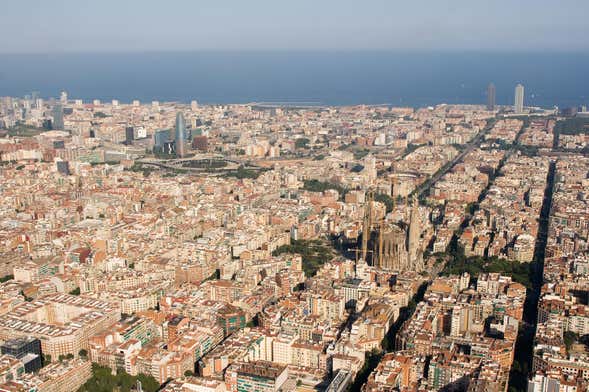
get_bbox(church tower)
[407,195,423,271]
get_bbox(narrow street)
[508,159,556,391]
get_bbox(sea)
[0,51,587,108]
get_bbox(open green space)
[272,239,336,277]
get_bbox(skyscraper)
[175,112,186,158]
[125,126,134,145]
[154,129,170,152]
[514,84,525,114]
[487,83,496,111]
[31,91,40,107]
[52,104,64,130]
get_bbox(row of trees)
[440,246,533,289]
[0,274,13,283]
[77,364,160,392]
[302,179,347,199]
[223,165,268,179]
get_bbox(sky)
[2,0,589,53]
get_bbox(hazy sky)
[3,0,589,53]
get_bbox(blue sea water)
[0,51,587,108]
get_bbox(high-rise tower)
[125,126,134,145]
[52,104,64,130]
[487,83,496,111]
[175,112,186,158]
[514,84,524,114]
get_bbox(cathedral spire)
[407,195,422,271]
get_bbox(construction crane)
[347,247,374,265]
[347,246,373,279]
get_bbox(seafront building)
[487,83,496,111]
[514,83,525,114]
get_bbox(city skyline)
[10,81,568,112]
[0,2,587,392]
[0,92,587,392]
[2,50,586,109]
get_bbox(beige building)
[0,294,120,358]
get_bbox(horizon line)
[1,48,589,56]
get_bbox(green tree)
[0,274,13,283]
[302,179,348,199]
[441,254,533,289]
[78,364,160,392]
[353,149,370,159]
[295,138,310,149]
[564,331,578,352]
[223,165,267,180]
[20,290,33,302]
[374,193,394,213]
[348,348,383,391]
[272,239,336,277]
